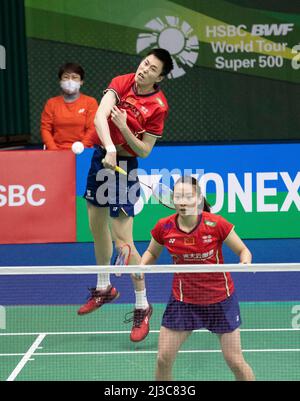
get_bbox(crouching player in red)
[141,176,255,381]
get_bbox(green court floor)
[1,302,300,381]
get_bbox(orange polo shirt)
[41,93,98,150]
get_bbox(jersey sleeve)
[151,220,165,245]
[217,215,234,241]
[103,74,133,103]
[144,108,168,138]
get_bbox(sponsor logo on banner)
[136,16,199,79]
[134,171,300,215]
[75,145,300,241]
[204,22,296,72]
[0,151,76,244]
[292,44,300,70]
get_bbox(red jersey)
[41,94,98,150]
[92,73,169,155]
[151,212,235,305]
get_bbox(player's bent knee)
[157,352,174,368]
[224,352,244,370]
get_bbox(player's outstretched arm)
[224,230,252,264]
[141,238,164,265]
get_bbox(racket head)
[114,243,131,277]
[151,183,176,209]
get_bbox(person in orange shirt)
[41,63,98,150]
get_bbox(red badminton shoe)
[77,286,119,315]
[124,305,153,342]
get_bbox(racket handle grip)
[100,159,127,176]
[115,166,127,175]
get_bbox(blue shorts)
[84,146,140,217]
[161,292,241,334]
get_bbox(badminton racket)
[114,243,131,277]
[115,166,175,210]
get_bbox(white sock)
[96,273,111,290]
[135,289,149,310]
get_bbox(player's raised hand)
[111,106,127,130]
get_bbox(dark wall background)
[0,0,30,146]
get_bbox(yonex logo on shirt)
[78,108,85,114]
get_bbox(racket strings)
[152,183,175,209]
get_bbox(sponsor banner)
[0,150,76,244]
[25,0,300,145]
[25,0,299,81]
[76,144,300,241]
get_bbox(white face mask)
[60,79,81,94]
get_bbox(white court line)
[6,334,46,381]
[1,348,300,358]
[34,349,300,355]
[0,327,300,336]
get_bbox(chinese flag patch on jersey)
[184,237,196,245]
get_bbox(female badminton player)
[141,176,255,381]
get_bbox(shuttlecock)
[71,141,84,154]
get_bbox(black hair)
[146,48,174,76]
[174,176,211,212]
[58,63,85,80]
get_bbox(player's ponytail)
[202,198,211,212]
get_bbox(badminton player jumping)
[141,176,255,380]
[78,49,173,343]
